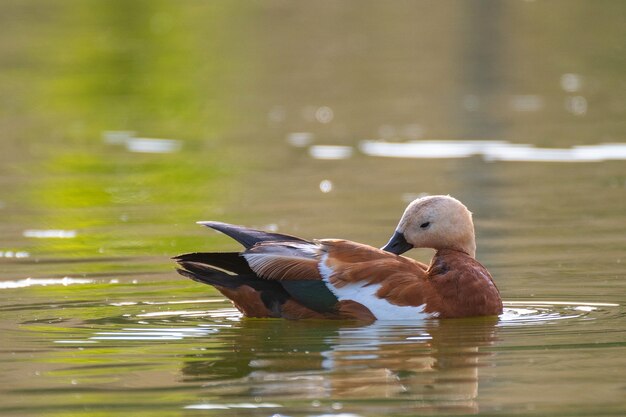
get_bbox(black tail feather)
[175,221,318,317]
[173,252,253,275]
[175,259,291,294]
[197,221,310,249]
[176,257,291,315]
[176,261,245,289]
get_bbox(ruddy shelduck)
[175,195,503,321]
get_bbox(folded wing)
[318,240,436,319]
[176,223,434,320]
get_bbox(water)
[1,1,625,416]
[1,291,623,416]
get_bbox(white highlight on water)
[126,138,182,153]
[359,140,626,163]
[0,277,93,289]
[309,145,353,160]
[23,229,76,238]
[184,403,282,410]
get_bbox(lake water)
[1,1,625,416]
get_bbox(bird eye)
[420,222,430,229]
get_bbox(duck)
[174,195,503,321]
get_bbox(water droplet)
[315,106,334,123]
[565,95,587,116]
[319,180,333,193]
[560,73,583,92]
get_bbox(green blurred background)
[0,0,624,289]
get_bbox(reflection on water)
[180,316,499,414]
[39,281,618,413]
[303,137,626,162]
[89,327,218,341]
[286,132,315,148]
[0,277,623,416]
[22,229,77,239]
[103,131,182,153]
[500,301,620,326]
[184,402,282,410]
[309,145,354,160]
[124,138,182,154]
[360,140,626,162]
[0,277,93,289]
[101,130,136,145]
[0,250,30,259]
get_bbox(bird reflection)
[181,317,499,414]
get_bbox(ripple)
[499,300,619,326]
[133,307,242,320]
[89,326,218,341]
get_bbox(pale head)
[382,195,477,258]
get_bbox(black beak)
[381,230,413,255]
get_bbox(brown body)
[175,195,503,321]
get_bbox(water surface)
[1,1,625,416]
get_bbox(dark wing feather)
[281,280,338,313]
[177,223,340,317]
[198,221,310,249]
[241,242,338,313]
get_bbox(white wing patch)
[319,254,436,321]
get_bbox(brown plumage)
[175,195,503,321]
